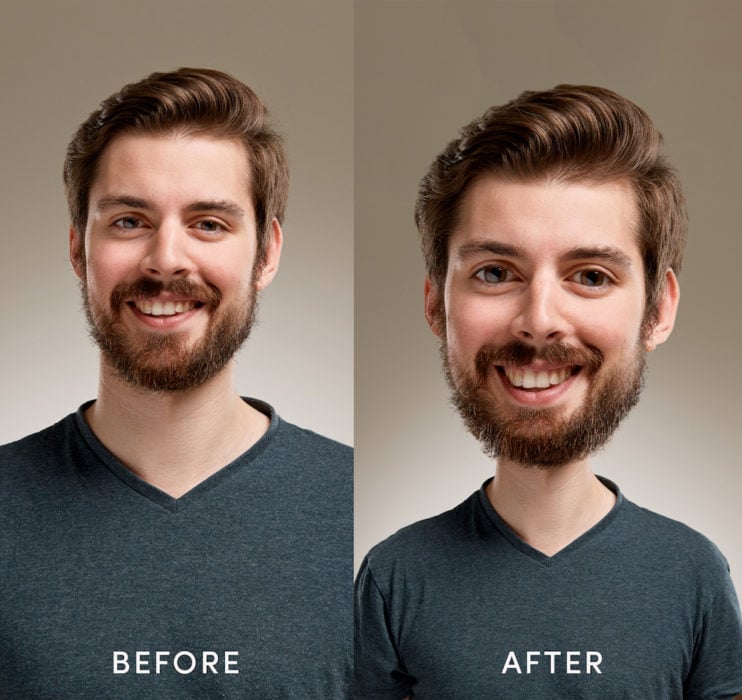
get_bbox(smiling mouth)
[498,365,581,390]
[128,299,203,317]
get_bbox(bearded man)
[354,85,742,698]
[0,68,351,698]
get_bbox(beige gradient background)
[355,0,742,594]
[0,0,352,446]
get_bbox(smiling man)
[354,86,742,698]
[0,69,351,698]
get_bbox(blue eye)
[475,266,512,284]
[113,216,142,230]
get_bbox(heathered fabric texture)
[355,478,742,699]
[0,399,352,699]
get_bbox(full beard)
[81,275,258,393]
[442,339,646,468]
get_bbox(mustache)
[475,341,603,379]
[109,278,222,311]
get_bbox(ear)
[69,226,85,280]
[255,218,283,291]
[645,268,680,351]
[424,277,444,339]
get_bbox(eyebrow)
[93,195,149,213]
[454,239,634,270]
[93,195,246,219]
[563,246,634,270]
[454,241,525,262]
[185,200,246,219]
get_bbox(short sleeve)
[684,566,742,699]
[354,556,413,699]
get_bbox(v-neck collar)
[476,476,624,567]
[73,397,279,513]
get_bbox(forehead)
[449,175,642,266]
[90,132,253,207]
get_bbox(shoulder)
[277,419,352,463]
[244,396,352,465]
[620,507,742,695]
[614,498,736,611]
[271,417,352,483]
[272,420,352,506]
[0,414,83,510]
[0,415,76,473]
[363,494,478,583]
[619,499,730,572]
[245,400,351,517]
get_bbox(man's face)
[426,176,677,467]
[71,132,281,392]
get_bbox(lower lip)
[127,304,203,330]
[496,367,583,407]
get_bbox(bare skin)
[485,459,616,556]
[85,362,269,498]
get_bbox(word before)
[501,650,603,675]
[113,650,239,675]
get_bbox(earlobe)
[255,219,283,290]
[69,227,84,280]
[424,278,444,339]
[645,269,680,351]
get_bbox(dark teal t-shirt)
[0,399,352,698]
[355,478,742,699]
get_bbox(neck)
[486,458,616,557]
[85,359,269,498]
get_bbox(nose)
[140,221,192,280]
[510,277,569,345]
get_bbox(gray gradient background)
[0,0,352,446]
[355,0,742,594]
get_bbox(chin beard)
[442,339,646,468]
[81,275,258,393]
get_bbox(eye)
[195,219,226,234]
[113,216,143,230]
[474,265,514,284]
[572,269,611,287]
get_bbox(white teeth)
[135,300,196,316]
[505,366,572,389]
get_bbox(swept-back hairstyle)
[415,84,686,322]
[64,67,288,265]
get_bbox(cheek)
[444,296,510,356]
[199,263,253,301]
[203,241,256,286]
[84,249,132,299]
[576,304,643,358]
